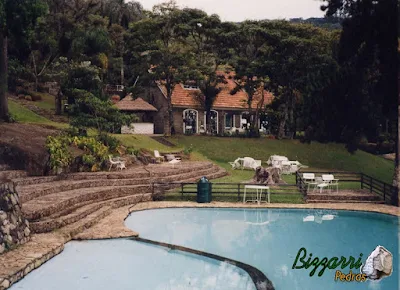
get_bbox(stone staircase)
[306,190,384,204]
[12,162,227,236]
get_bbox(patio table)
[243,185,270,205]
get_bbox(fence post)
[369,176,372,193]
[360,173,363,189]
[152,182,154,197]
[237,184,241,202]
[181,183,184,200]
[295,172,298,185]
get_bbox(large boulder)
[251,166,285,185]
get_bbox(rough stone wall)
[0,183,30,255]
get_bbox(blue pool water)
[125,208,399,290]
[10,239,254,290]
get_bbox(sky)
[136,0,326,22]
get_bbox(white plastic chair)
[108,155,123,171]
[322,174,339,193]
[154,150,164,163]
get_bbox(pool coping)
[0,201,398,290]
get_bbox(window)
[225,113,234,129]
[182,84,199,90]
[183,109,198,134]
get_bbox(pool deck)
[0,201,399,289]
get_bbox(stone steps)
[19,164,222,204]
[18,177,150,203]
[23,185,150,221]
[307,200,385,204]
[58,206,113,238]
[0,170,27,181]
[13,162,215,186]
[17,161,227,237]
[306,190,383,204]
[30,193,151,234]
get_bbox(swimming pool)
[125,208,399,290]
[9,208,399,290]
[9,238,255,290]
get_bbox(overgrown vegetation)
[46,130,125,172]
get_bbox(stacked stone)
[0,182,30,255]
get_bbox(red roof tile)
[157,71,274,110]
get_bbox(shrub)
[183,144,194,155]
[97,133,121,152]
[126,147,137,155]
[29,91,43,101]
[46,135,73,170]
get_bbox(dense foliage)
[1,0,397,150]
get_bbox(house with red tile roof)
[149,71,274,135]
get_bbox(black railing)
[152,182,301,202]
[360,173,397,205]
[295,170,398,206]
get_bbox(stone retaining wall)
[0,182,30,255]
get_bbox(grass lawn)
[170,135,394,183]
[8,100,67,129]
[30,92,56,110]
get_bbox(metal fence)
[152,181,301,202]
[295,171,398,206]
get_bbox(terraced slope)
[14,162,227,236]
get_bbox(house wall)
[122,123,154,134]
[148,86,168,134]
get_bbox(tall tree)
[130,1,193,136]
[177,8,225,134]
[322,0,398,206]
[0,0,47,121]
[227,21,271,137]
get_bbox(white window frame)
[203,110,219,134]
[183,109,199,134]
[181,84,200,90]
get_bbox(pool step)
[30,193,152,234]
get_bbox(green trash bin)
[197,177,212,203]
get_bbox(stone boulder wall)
[0,124,57,176]
[0,182,30,255]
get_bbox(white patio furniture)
[229,158,244,170]
[243,157,262,170]
[154,150,165,163]
[267,155,289,168]
[321,174,339,193]
[281,161,292,174]
[116,162,126,170]
[302,173,315,191]
[108,155,125,171]
[243,185,270,205]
